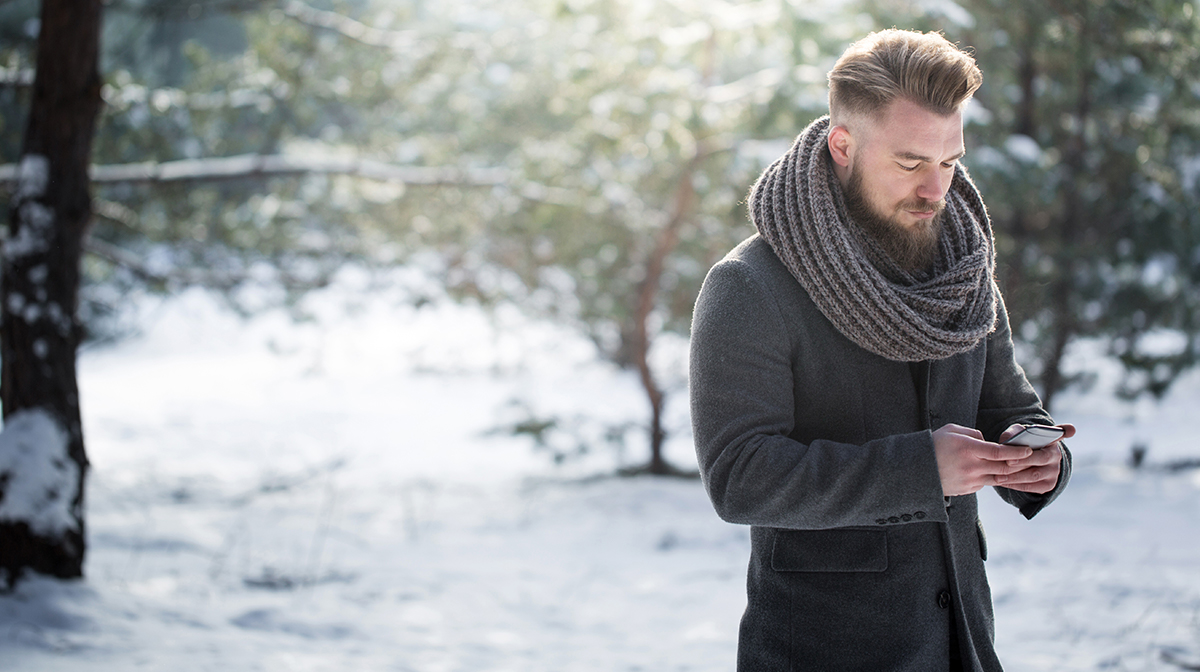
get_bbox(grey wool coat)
[689,235,1071,672]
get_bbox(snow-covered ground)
[2,265,1199,671]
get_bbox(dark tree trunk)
[0,0,102,587]
[1040,8,1094,413]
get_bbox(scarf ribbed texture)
[749,116,998,362]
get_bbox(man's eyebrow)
[894,149,967,163]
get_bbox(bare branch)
[280,0,418,51]
[83,236,244,289]
[93,198,140,229]
[83,237,165,283]
[1162,649,1200,671]
[278,0,486,57]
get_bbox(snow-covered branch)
[0,66,34,88]
[101,82,280,113]
[0,155,575,204]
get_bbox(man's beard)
[844,168,944,273]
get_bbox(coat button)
[901,513,913,522]
[914,511,926,519]
[876,519,888,525]
[937,591,951,609]
[888,516,900,524]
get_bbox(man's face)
[833,98,965,270]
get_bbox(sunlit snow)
[0,409,76,538]
[1,264,1198,671]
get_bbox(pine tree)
[862,0,1200,409]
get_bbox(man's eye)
[942,162,957,169]
[899,163,919,172]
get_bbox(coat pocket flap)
[976,517,988,561]
[771,529,888,573]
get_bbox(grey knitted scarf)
[749,116,998,362]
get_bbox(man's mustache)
[899,197,946,214]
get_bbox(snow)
[1004,134,1042,165]
[15,155,49,200]
[4,156,55,262]
[1,265,1200,670]
[0,408,77,538]
[5,201,55,262]
[915,0,976,29]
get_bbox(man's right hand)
[933,423,1034,496]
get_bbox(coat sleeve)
[689,257,949,530]
[975,294,1073,519]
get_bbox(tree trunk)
[1039,7,1094,413]
[0,0,102,587]
[625,36,716,477]
[624,155,699,477]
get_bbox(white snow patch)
[1141,253,1176,288]
[22,303,43,323]
[5,201,55,260]
[738,137,794,168]
[963,97,993,126]
[28,264,49,285]
[0,408,77,538]
[1180,154,1200,195]
[16,154,49,200]
[916,0,975,27]
[1004,134,1042,164]
[1133,329,1189,358]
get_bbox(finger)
[944,423,985,440]
[1000,474,1058,494]
[996,465,1043,484]
[1007,443,1061,467]
[998,462,1061,488]
[1057,423,1076,440]
[983,441,1033,462]
[995,470,1035,487]
[997,423,1025,443]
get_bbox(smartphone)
[1002,424,1065,449]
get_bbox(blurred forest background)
[1,0,1199,580]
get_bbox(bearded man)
[689,30,1074,671]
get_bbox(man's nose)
[915,169,950,202]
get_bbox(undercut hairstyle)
[828,29,982,125]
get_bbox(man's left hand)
[994,423,1075,494]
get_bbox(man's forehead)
[870,100,966,160]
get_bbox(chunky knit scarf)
[749,116,998,362]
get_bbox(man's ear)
[828,124,854,168]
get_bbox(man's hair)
[828,29,982,124]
